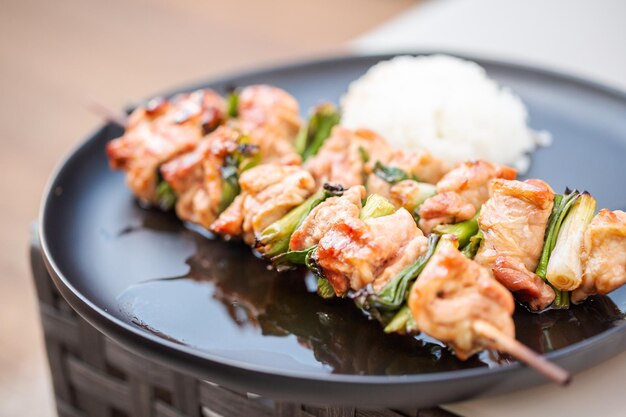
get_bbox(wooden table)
[0,1,414,415]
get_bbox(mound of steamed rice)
[341,55,548,172]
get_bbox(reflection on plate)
[117,210,624,376]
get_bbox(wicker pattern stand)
[30,233,457,417]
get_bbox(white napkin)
[352,1,626,415]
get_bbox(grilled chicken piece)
[419,192,476,231]
[210,164,316,245]
[572,209,626,303]
[106,90,226,204]
[305,127,393,188]
[364,150,450,199]
[289,186,366,251]
[234,85,302,165]
[160,126,241,229]
[418,160,516,233]
[475,179,556,310]
[315,208,427,296]
[385,149,451,185]
[409,236,516,360]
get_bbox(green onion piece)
[257,185,343,258]
[546,193,596,291]
[358,146,370,163]
[317,277,336,299]
[360,194,396,220]
[461,230,484,259]
[218,175,240,213]
[155,170,177,211]
[536,192,579,278]
[433,212,480,248]
[383,305,418,334]
[217,138,260,214]
[535,190,581,309]
[226,91,239,118]
[554,291,570,309]
[295,103,340,160]
[271,245,317,269]
[372,161,416,184]
[155,180,177,211]
[368,234,440,311]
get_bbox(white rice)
[341,55,549,172]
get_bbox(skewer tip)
[84,96,128,128]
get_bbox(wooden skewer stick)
[473,320,571,385]
[85,97,128,127]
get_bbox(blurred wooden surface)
[0,0,415,415]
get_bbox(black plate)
[40,53,626,407]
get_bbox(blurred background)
[2,0,625,416]
[0,1,414,415]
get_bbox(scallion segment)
[546,193,596,291]
[433,212,480,248]
[155,170,177,211]
[218,138,260,213]
[535,190,581,309]
[226,90,239,118]
[372,161,417,184]
[258,185,344,258]
[359,194,396,220]
[295,103,340,160]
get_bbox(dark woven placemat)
[30,230,459,417]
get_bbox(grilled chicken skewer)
[102,86,624,385]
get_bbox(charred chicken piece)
[572,209,626,303]
[233,85,302,165]
[315,205,427,296]
[419,160,516,233]
[210,164,316,245]
[106,90,226,204]
[160,126,249,229]
[305,127,393,188]
[409,236,515,360]
[475,179,556,310]
[289,186,366,252]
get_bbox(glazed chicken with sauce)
[365,150,450,200]
[232,85,302,165]
[305,127,392,188]
[210,163,316,245]
[419,160,516,233]
[409,236,515,360]
[155,85,303,230]
[572,209,626,303]
[475,179,556,310]
[289,186,366,252]
[160,126,242,229]
[106,90,226,204]
[315,207,428,296]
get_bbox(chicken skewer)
[101,89,626,314]
[101,87,624,384]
